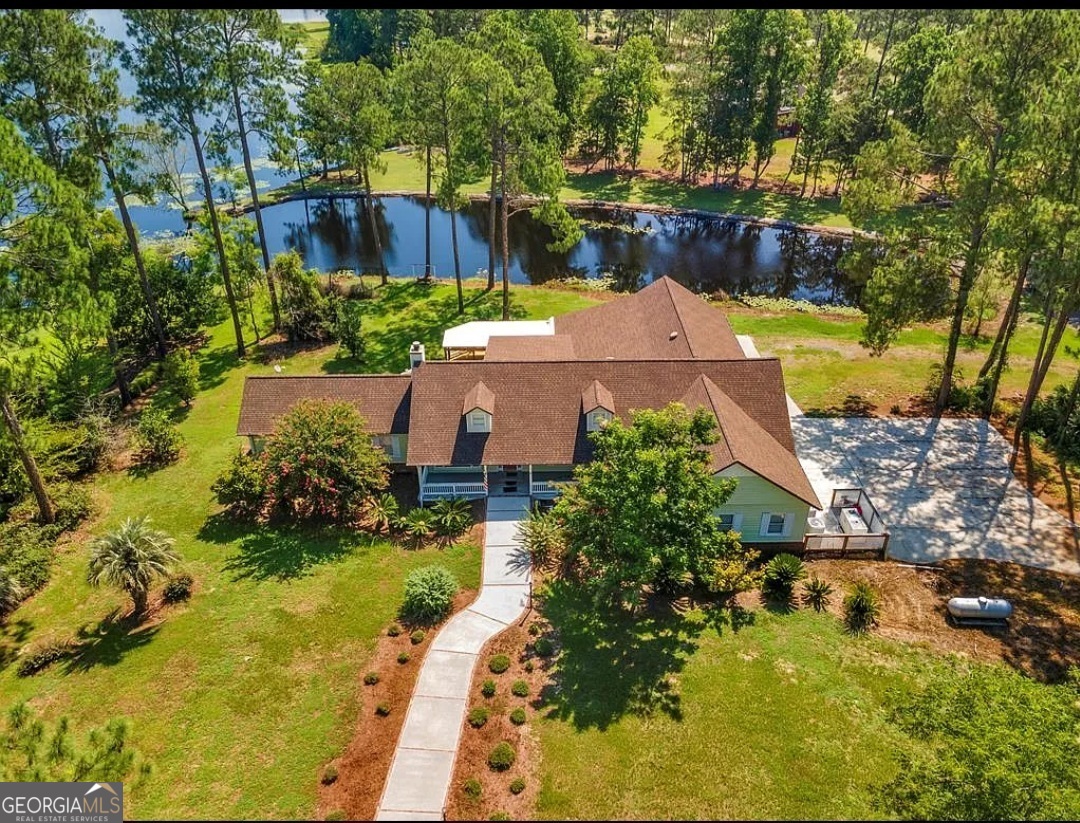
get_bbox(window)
[762,512,789,537]
[717,513,742,532]
[587,409,613,432]
[467,409,491,433]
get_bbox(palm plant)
[0,567,24,615]
[401,507,435,549]
[762,552,807,602]
[843,580,881,635]
[516,507,565,569]
[87,516,180,617]
[431,497,472,544]
[367,492,400,535]
[803,576,833,612]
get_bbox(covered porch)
[417,465,574,504]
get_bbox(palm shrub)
[211,450,266,519]
[843,580,881,635]
[400,565,459,624]
[803,577,833,612]
[0,567,24,615]
[367,492,400,534]
[87,516,180,617]
[516,506,565,568]
[134,407,182,464]
[163,349,199,405]
[431,497,472,544]
[762,552,806,602]
[401,507,435,549]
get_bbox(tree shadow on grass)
[537,580,705,731]
[196,344,245,392]
[199,512,359,583]
[804,393,876,418]
[0,618,33,672]
[61,609,160,674]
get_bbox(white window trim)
[467,409,491,433]
[587,408,613,432]
[760,512,794,538]
[717,512,743,532]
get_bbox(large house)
[237,277,827,548]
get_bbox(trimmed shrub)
[511,680,529,698]
[487,741,515,771]
[321,765,338,785]
[762,552,807,602]
[803,577,834,612]
[211,450,266,519]
[335,299,365,359]
[163,349,199,405]
[363,671,379,686]
[509,708,526,726]
[481,679,496,698]
[509,778,526,795]
[844,581,881,635]
[397,651,410,665]
[401,565,458,624]
[533,637,554,657]
[17,641,72,677]
[387,623,402,637]
[162,573,194,604]
[410,629,426,645]
[489,654,510,674]
[134,407,182,464]
[468,707,490,728]
[375,702,391,716]
[463,777,482,800]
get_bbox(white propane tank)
[947,596,1014,621]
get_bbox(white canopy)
[441,317,555,350]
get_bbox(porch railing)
[420,482,488,501]
[530,481,559,497]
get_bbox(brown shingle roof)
[237,375,411,436]
[581,379,614,413]
[681,376,820,507]
[551,277,744,360]
[406,359,799,473]
[462,381,495,414]
[484,334,577,361]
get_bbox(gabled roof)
[462,381,495,415]
[485,334,577,361]
[406,359,797,469]
[548,277,745,360]
[581,379,614,413]
[680,375,820,508]
[237,375,411,436]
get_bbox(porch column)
[529,464,533,496]
[417,466,426,507]
[483,464,488,491]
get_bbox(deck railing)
[804,532,888,559]
[420,482,488,502]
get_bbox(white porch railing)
[420,482,488,502]
[530,481,560,497]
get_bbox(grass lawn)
[0,281,595,819]
[286,20,329,59]
[535,585,946,820]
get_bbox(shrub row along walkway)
[375,496,532,821]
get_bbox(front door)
[501,465,520,495]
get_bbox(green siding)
[716,466,811,542]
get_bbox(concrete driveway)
[792,417,1080,574]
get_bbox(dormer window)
[582,379,615,433]
[463,381,495,434]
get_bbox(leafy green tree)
[190,212,265,341]
[272,251,334,342]
[336,300,365,359]
[163,350,199,406]
[262,399,389,523]
[583,35,661,171]
[296,61,337,179]
[878,666,1080,820]
[1,702,149,783]
[886,24,954,137]
[88,516,180,617]
[554,403,745,608]
[134,407,182,465]
[211,449,266,519]
[206,10,300,331]
[525,10,588,153]
[325,9,432,68]
[750,10,809,186]
[123,9,247,359]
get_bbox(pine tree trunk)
[232,84,280,331]
[104,160,167,360]
[0,392,54,524]
[363,166,387,285]
[871,10,896,100]
[500,153,510,322]
[189,115,246,359]
[936,219,986,412]
[425,145,432,279]
[106,333,132,408]
[488,159,497,291]
[451,207,463,314]
[979,252,1030,385]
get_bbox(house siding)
[715,464,810,543]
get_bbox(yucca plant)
[401,507,435,549]
[367,492,400,535]
[843,580,881,635]
[803,576,833,612]
[87,516,180,617]
[761,552,806,602]
[0,567,24,616]
[431,497,472,544]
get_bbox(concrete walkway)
[375,496,532,821]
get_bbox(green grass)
[286,20,329,59]
[0,281,600,819]
[535,584,950,820]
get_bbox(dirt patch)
[316,588,476,821]
[805,558,1080,681]
[446,616,552,822]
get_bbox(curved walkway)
[375,496,532,821]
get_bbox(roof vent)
[669,331,679,340]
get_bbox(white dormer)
[463,381,495,433]
[582,379,615,432]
